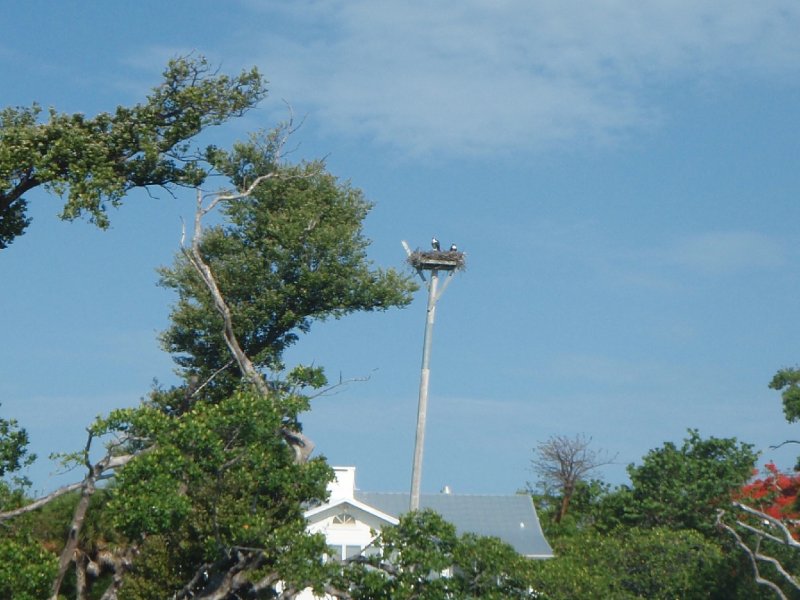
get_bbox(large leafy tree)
[0,55,265,248]
[603,429,757,537]
[158,137,416,401]
[102,390,333,600]
[532,431,766,599]
[0,62,416,598]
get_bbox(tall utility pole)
[402,239,465,511]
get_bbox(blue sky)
[2,1,800,497]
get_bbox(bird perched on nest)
[431,237,440,251]
[449,243,458,252]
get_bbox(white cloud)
[238,0,800,157]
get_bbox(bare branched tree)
[531,433,616,523]
[717,502,800,599]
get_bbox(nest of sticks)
[407,249,466,271]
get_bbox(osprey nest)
[407,249,466,272]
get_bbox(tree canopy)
[158,138,416,400]
[0,56,420,598]
[0,55,265,248]
[529,430,767,600]
[618,429,757,535]
[331,510,538,600]
[0,409,34,481]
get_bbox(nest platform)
[408,250,466,271]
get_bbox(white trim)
[305,497,400,526]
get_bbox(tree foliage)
[334,510,538,600]
[770,367,800,425]
[158,139,416,400]
[99,391,333,599]
[0,55,265,248]
[529,526,727,600]
[0,56,419,598]
[0,535,57,600]
[606,429,757,536]
[531,430,769,599]
[0,407,34,480]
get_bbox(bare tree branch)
[191,358,235,398]
[530,433,616,522]
[733,502,800,549]
[770,440,800,451]
[719,502,800,598]
[48,433,152,600]
[0,438,146,522]
[0,481,83,521]
[717,510,790,600]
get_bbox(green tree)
[158,139,416,401]
[103,390,333,599]
[770,367,800,423]
[0,536,57,600]
[452,533,538,599]
[532,478,612,542]
[529,527,727,600]
[530,431,767,599]
[0,48,416,596]
[0,104,415,597]
[0,407,34,482]
[337,510,538,600]
[602,429,757,537]
[0,60,414,600]
[0,411,54,600]
[0,55,265,248]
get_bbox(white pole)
[410,269,439,510]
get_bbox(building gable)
[304,467,552,559]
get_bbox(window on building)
[327,545,343,561]
[332,510,355,525]
[325,545,361,562]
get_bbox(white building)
[296,467,552,598]
[305,466,553,559]
[304,466,399,562]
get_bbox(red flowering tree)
[737,462,800,526]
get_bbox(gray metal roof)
[354,491,553,558]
